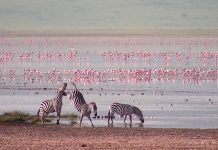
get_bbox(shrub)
[0,111,78,124]
[0,111,29,122]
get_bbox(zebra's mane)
[76,90,86,103]
[70,82,86,102]
[69,89,87,105]
[71,82,78,90]
[132,106,142,116]
[111,102,122,105]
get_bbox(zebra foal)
[68,82,97,127]
[108,102,144,124]
[37,83,67,124]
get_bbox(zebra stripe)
[108,102,144,124]
[70,90,86,112]
[37,83,67,124]
[68,84,97,127]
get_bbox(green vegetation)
[0,111,30,122]
[0,111,78,124]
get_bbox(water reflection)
[124,123,132,128]
[106,122,144,128]
[135,123,144,128]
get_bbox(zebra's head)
[132,106,144,123]
[56,83,67,95]
[90,102,97,117]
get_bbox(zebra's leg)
[87,115,94,127]
[108,116,110,124]
[107,110,111,124]
[56,115,60,124]
[41,115,44,124]
[108,118,110,124]
[56,111,61,125]
[129,115,132,124]
[38,110,43,124]
[79,115,84,127]
[56,106,62,125]
[111,113,114,124]
[124,115,127,123]
[41,112,46,124]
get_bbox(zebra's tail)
[37,109,40,116]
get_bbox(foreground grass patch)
[0,111,78,124]
[0,111,30,122]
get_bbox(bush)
[0,111,78,124]
[0,111,30,122]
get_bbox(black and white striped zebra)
[68,82,97,127]
[37,83,67,124]
[108,102,144,124]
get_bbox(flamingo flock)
[0,49,78,63]
[0,36,218,89]
[0,67,216,85]
[35,49,77,61]
[100,50,218,67]
[0,51,218,85]
[0,50,218,84]
[0,51,13,64]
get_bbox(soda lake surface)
[0,35,218,128]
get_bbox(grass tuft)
[0,111,30,122]
[0,111,78,124]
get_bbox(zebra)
[68,82,97,127]
[108,102,144,124]
[37,83,67,124]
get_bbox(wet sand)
[0,123,218,149]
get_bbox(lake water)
[0,92,218,129]
[0,35,218,128]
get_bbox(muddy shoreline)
[0,123,218,149]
